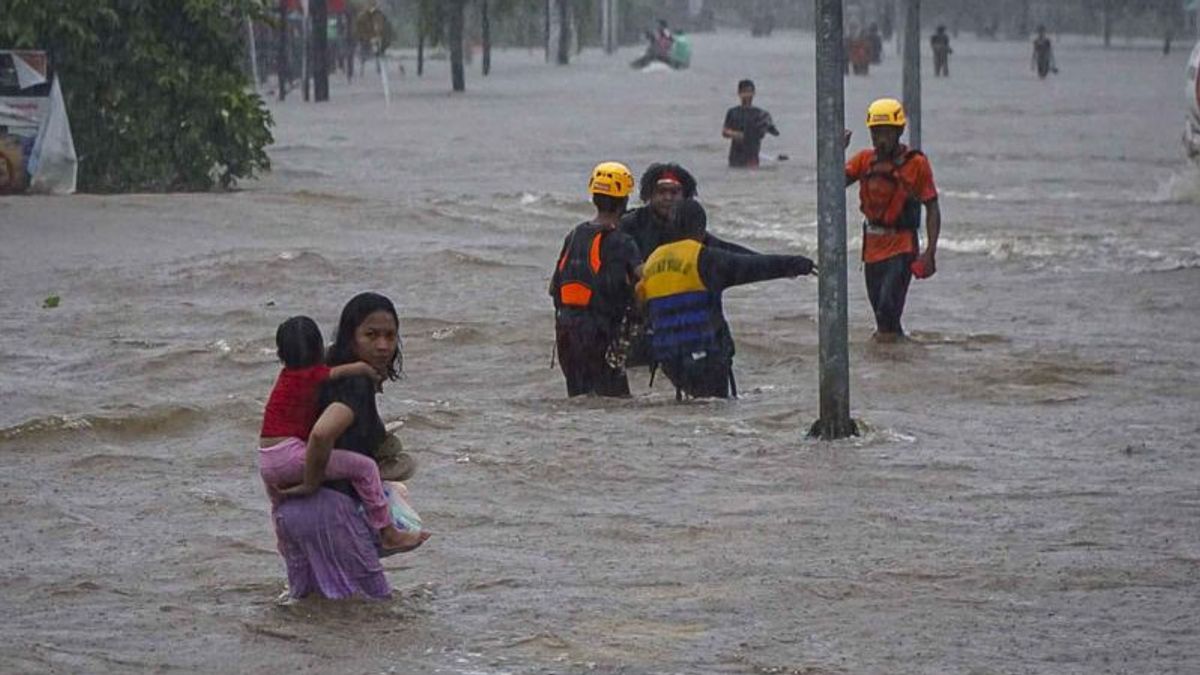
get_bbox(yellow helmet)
[588,161,634,198]
[866,98,906,128]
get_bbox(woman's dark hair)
[275,316,325,369]
[326,292,403,380]
[592,193,628,214]
[671,198,708,241]
[638,163,698,202]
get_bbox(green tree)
[0,0,274,192]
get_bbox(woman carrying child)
[263,293,430,599]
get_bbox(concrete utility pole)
[246,15,261,90]
[810,0,856,440]
[545,0,552,63]
[602,0,618,55]
[902,0,921,150]
[277,0,289,101]
[312,0,329,101]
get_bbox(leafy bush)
[1,0,274,191]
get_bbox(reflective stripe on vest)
[557,226,606,309]
[642,240,718,361]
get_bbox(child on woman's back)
[259,316,427,552]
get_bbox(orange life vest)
[556,223,607,309]
[859,149,923,230]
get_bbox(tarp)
[0,50,77,194]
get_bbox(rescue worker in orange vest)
[549,162,642,397]
[637,199,815,399]
[845,98,941,342]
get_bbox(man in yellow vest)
[549,162,642,397]
[638,199,815,399]
[618,162,759,368]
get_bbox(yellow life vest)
[640,239,719,364]
[641,239,707,300]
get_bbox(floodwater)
[2,31,1199,674]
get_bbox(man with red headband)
[619,163,757,261]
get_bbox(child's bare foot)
[380,525,431,553]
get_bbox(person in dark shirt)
[931,25,952,77]
[722,79,779,168]
[637,199,815,399]
[867,23,884,64]
[1032,25,1057,79]
[549,162,642,397]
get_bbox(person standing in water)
[618,163,759,367]
[845,98,941,342]
[549,162,641,397]
[637,199,815,399]
[931,25,952,77]
[1032,25,1057,79]
[722,79,780,168]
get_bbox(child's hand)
[279,481,320,498]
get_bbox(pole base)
[807,417,860,440]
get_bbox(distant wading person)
[931,25,952,77]
[722,79,780,168]
[550,162,641,397]
[1032,25,1057,79]
[268,292,429,600]
[845,98,941,342]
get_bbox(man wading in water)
[619,163,759,367]
[549,162,641,397]
[637,199,815,399]
[1032,25,1057,79]
[722,79,781,168]
[845,98,941,342]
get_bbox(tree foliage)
[0,0,274,192]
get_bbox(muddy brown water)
[2,32,1199,674]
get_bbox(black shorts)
[864,253,915,335]
[556,315,630,398]
[660,352,733,399]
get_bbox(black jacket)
[619,206,759,262]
